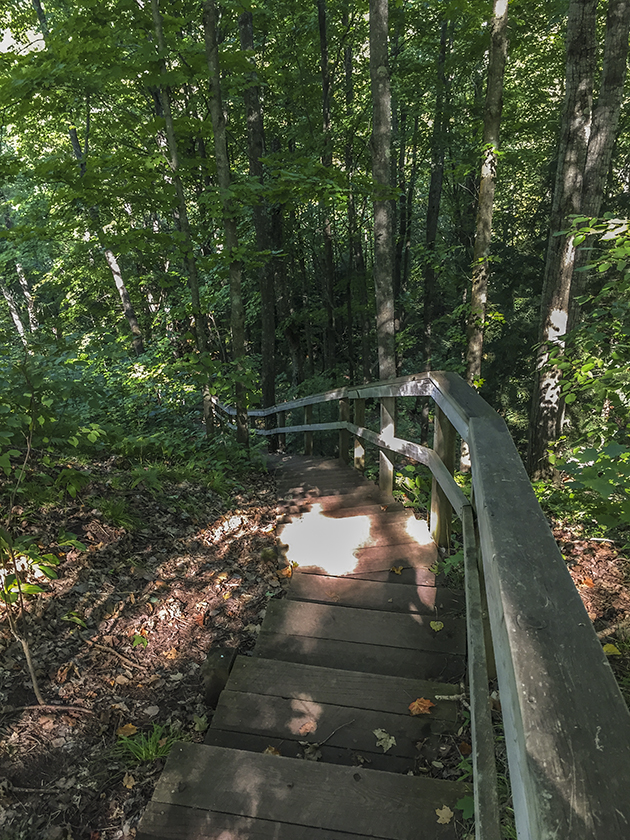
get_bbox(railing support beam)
[339,398,350,464]
[379,396,395,498]
[278,410,286,452]
[353,398,365,472]
[430,405,456,547]
[304,405,313,456]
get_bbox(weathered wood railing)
[212,371,630,840]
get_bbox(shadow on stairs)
[137,455,471,840]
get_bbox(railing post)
[379,396,395,498]
[353,398,365,472]
[338,398,350,464]
[430,405,456,547]
[278,410,286,452]
[304,404,313,456]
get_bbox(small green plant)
[430,548,465,588]
[92,497,138,530]
[112,723,182,765]
[395,465,431,511]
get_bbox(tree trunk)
[1,281,27,346]
[150,0,209,357]
[103,249,145,356]
[460,0,509,470]
[204,0,248,447]
[423,21,449,373]
[527,0,598,479]
[317,0,336,371]
[370,0,395,382]
[239,10,276,437]
[464,0,509,387]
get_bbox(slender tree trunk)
[103,249,144,356]
[317,0,336,370]
[527,0,598,479]
[370,0,395,495]
[1,282,27,346]
[464,0,509,387]
[150,0,209,357]
[460,0,509,470]
[204,0,248,446]
[15,263,38,332]
[239,10,276,436]
[370,0,395,381]
[423,21,449,373]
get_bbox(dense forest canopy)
[0,0,629,530]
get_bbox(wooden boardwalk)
[137,455,471,840]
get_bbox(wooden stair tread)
[254,631,465,681]
[138,742,470,840]
[210,689,455,760]
[261,600,465,655]
[219,656,461,714]
[288,571,464,614]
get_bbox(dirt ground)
[1,467,629,840]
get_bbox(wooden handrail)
[212,371,630,839]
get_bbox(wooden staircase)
[137,455,471,840]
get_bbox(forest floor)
[0,463,629,840]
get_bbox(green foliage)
[112,723,182,766]
[395,465,431,512]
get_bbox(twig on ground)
[84,639,144,670]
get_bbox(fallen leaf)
[145,705,159,717]
[436,805,454,824]
[170,672,184,681]
[409,698,435,716]
[122,772,136,789]
[603,643,622,656]
[430,620,444,632]
[193,613,205,626]
[301,742,322,761]
[163,648,178,660]
[115,674,130,686]
[390,565,403,575]
[373,728,396,752]
[456,794,475,819]
[263,746,281,755]
[459,741,472,755]
[583,577,594,587]
[280,566,293,578]
[298,720,318,736]
[117,723,138,738]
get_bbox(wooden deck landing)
[137,456,470,840]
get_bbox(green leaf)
[132,634,148,648]
[61,611,87,628]
[20,583,45,594]
[456,795,475,820]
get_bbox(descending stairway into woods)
[137,455,472,840]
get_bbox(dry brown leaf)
[263,746,281,755]
[163,648,178,659]
[117,723,138,738]
[436,805,454,824]
[390,565,403,575]
[122,772,136,789]
[459,741,472,755]
[297,720,318,736]
[409,697,435,716]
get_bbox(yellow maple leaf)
[390,565,403,575]
[436,805,454,824]
[409,697,435,716]
[117,723,138,738]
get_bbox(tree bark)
[527,0,598,479]
[204,0,248,446]
[1,281,28,346]
[239,10,276,438]
[423,22,449,373]
[317,0,336,370]
[370,0,395,382]
[464,0,509,388]
[150,0,208,358]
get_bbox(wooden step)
[137,742,470,840]
[261,600,465,655]
[288,572,464,614]
[221,657,462,714]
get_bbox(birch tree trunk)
[1,282,27,346]
[204,0,248,447]
[527,0,598,479]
